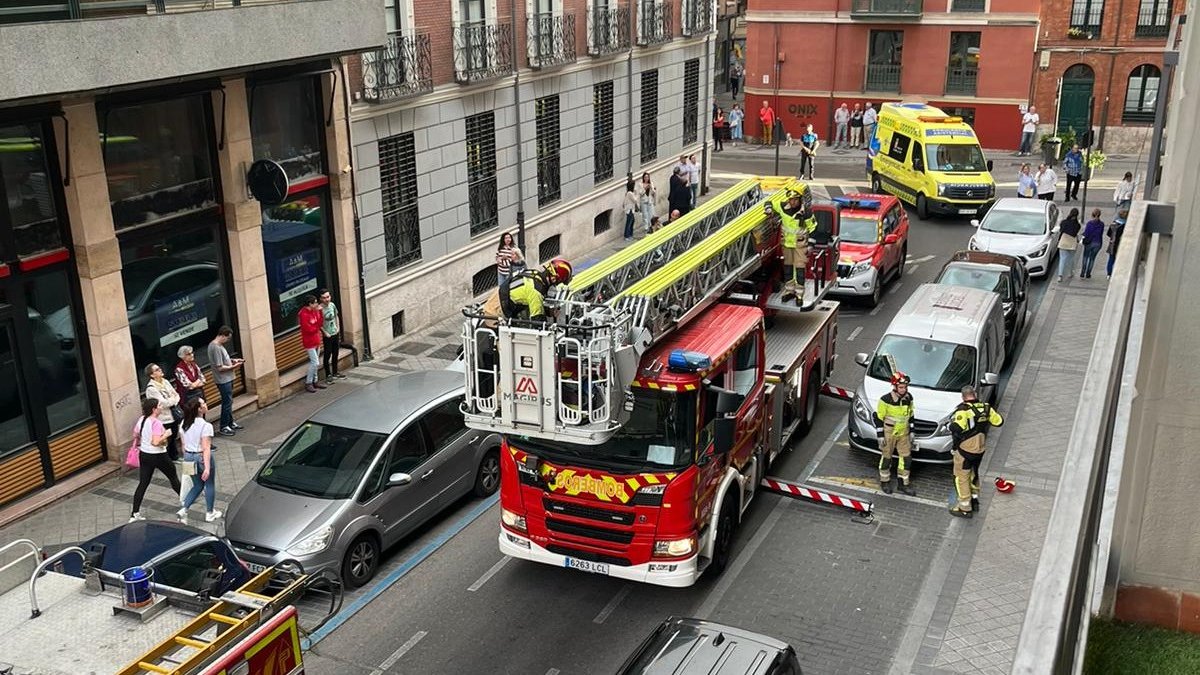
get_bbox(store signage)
[277,249,320,303]
[247,159,290,207]
[155,290,209,346]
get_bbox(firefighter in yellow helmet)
[500,258,573,322]
[779,188,817,306]
[876,371,916,496]
[949,385,1004,519]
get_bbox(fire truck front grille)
[547,545,631,567]
[543,497,635,525]
[545,518,635,544]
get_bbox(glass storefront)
[1,122,64,258]
[261,193,334,336]
[250,78,326,182]
[25,270,92,435]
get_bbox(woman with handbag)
[144,363,181,459]
[176,397,221,524]
[174,345,206,404]
[129,397,181,522]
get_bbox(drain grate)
[394,341,434,356]
[428,344,461,360]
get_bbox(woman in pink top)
[130,397,181,521]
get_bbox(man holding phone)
[208,326,244,437]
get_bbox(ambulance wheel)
[709,494,739,576]
[342,534,380,588]
[871,172,883,194]
[917,193,930,220]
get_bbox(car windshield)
[868,335,977,392]
[517,389,696,471]
[840,217,879,244]
[981,209,1046,235]
[938,265,1010,301]
[925,143,988,172]
[256,422,387,499]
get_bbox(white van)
[847,283,1006,463]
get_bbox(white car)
[968,197,1060,278]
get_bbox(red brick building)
[742,0,1039,150]
[1031,0,1180,153]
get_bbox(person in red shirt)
[298,295,325,393]
[759,101,776,146]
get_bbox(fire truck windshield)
[519,389,697,471]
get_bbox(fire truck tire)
[342,534,380,589]
[474,449,501,497]
[709,494,739,576]
[798,368,821,434]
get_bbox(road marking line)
[467,557,511,592]
[369,631,428,674]
[888,281,904,295]
[910,254,937,264]
[594,586,632,624]
[869,303,884,316]
[546,669,562,675]
[906,264,919,276]
[846,326,863,341]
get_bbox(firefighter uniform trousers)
[952,448,983,508]
[879,427,912,484]
[780,219,809,304]
[950,401,1004,513]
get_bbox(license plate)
[246,562,266,574]
[958,208,977,215]
[564,557,610,576]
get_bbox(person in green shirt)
[318,288,345,385]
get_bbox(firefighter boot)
[971,497,980,511]
[900,481,916,497]
[881,477,894,494]
[949,505,974,519]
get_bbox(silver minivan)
[225,370,501,587]
[847,283,1006,463]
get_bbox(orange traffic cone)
[995,477,1016,493]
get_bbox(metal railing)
[537,154,561,205]
[682,0,712,36]
[945,65,978,95]
[1069,4,1103,37]
[453,19,514,84]
[527,12,576,69]
[864,63,901,92]
[850,0,923,17]
[588,5,630,56]
[637,1,671,46]
[1012,200,1167,674]
[359,30,433,102]
[0,0,300,24]
[950,0,985,11]
[1135,5,1171,36]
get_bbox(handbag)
[182,460,198,477]
[170,405,184,423]
[126,417,147,468]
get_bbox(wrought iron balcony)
[588,6,631,56]
[945,65,978,95]
[0,0,251,24]
[637,1,672,46]
[850,0,922,18]
[864,63,901,92]
[453,19,514,84]
[1134,5,1171,37]
[1068,7,1102,38]
[682,0,712,36]
[528,12,577,69]
[359,31,433,102]
[950,0,985,11]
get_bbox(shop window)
[250,78,326,182]
[118,218,235,375]
[23,270,92,435]
[261,193,335,336]
[0,321,32,455]
[1,122,64,259]
[103,95,217,230]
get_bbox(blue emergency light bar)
[668,350,712,373]
[832,196,882,210]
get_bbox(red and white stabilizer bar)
[761,476,874,514]
[821,383,854,401]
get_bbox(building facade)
[742,0,1039,150]
[1030,0,1179,154]
[346,0,716,348]
[0,1,381,510]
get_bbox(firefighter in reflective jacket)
[499,258,573,322]
[949,385,1005,519]
[779,189,817,306]
[876,371,917,496]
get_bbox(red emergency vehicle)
[829,194,909,307]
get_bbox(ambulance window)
[888,133,910,163]
[732,337,759,396]
[911,141,925,172]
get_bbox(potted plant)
[1067,27,1093,40]
[1084,150,1106,181]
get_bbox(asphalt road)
[301,156,1052,675]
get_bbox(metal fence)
[527,12,576,70]
[850,0,923,16]
[453,20,514,84]
[0,0,305,23]
[588,5,630,56]
[637,1,671,46]
[945,66,978,95]
[864,63,901,92]
[359,31,433,102]
[682,0,712,36]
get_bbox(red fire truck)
[461,177,841,587]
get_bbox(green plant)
[1067,27,1093,39]
[1058,127,1078,150]
[1086,150,1107,171]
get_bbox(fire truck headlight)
[653,536,697,558]
[501,508,527,532]
[287,525,333,556]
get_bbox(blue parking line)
[303,493,500,649]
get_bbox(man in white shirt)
[833,103,850,149]
[1019,106,1039,156]
[686,154,701,207]
[1036,163,1057,201]
[862,103,878,149]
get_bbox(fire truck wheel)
[342,534,380,589]
[803,369,821,430]
[474,450,501,497]
[709,494,739,576]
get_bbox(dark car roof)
[81,521,213,573]
[947,250,1024,271]
[308,370,465,435]
[620,617,793,675]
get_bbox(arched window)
[1124,64,1161,123]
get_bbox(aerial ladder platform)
[461,177,841,445]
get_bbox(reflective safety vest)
[876,391,914,436]
[951,401,1004,453]
[780,203,816,249]
[500,271,549,318]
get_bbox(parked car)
[935,250,1030,357]
[225,370,502,588]
[968,197,1060,278]
[829,194,909,307]
[617,617,804,675]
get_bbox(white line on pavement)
[369,631,428,674]
[546,669,562,675]
[907,263,920,276]
[846,326,863,341]
[910,254,937,264]
[594,586,632,624]
[869,303,884,316]
[888,281,904,295]
[467,557,511,592]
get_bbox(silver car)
[968,197,1060,278]
[225,370,501,587]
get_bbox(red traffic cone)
[995,477,1016,493]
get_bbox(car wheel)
[341,534,380,589]
[473,449,500,497]
[871,172,883,194]
[916,193,930,220]
[866,270,883,307]
[708,494,739,576]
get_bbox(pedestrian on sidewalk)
[174,345,205,406]
[1106,209,1128,278]
[668,167,691,217]
[638,172,657,232]
[862,103,877,148]
[849,103,864,148]
[495,231,524,288]
[712,108,726,152]
[833,103,849,149]
[798,124,819,180]
[1081,208,1105,279]
[1017,163,1036,198]
[1018,106,1039,156]
[1036,163,1057,201]
[143,363,181,460]
[1056,207,1081,282]
[299,295,325,393]
[728,103,744,143]
[176,397,222,524]
[623,177,638,241]
[687,154,701,207]
[730,62,743,99]
[1063,144,1083,202]
[876,372,917,496]
[759,100,776,146]
[320,289,346,385]
[949,385,1004,519]
[129,397,181,522]
[1113,172,1136,212]
[207,326,243,437]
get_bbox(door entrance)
[1058,64,1095,136]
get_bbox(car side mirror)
[981,372,1000,386]
[986,159,994,172]
[854,352,870,367]
[387,472,412,487]
[970,219,981,228]
[884,233,899,245]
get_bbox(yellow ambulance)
[866,103,996,219]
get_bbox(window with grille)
[683,59,699,145]
[1123,64,1161,122]
[465,111,499,236]
[1069,0,1103,34]
[391,310,405,338]
[472,264,499,296]
[538,234,561,263]
[1135,0,1171,36]
[594,81,614,184]
[379,132,422,271]
[640,70,658,163]
[594,209,612,235]
[536,95,561,206]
